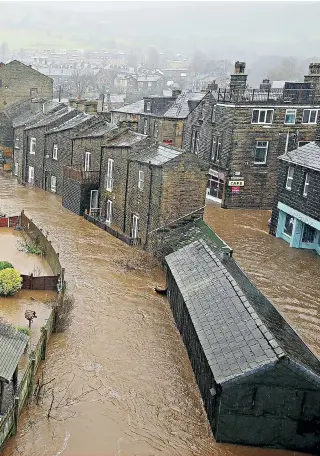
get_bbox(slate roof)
[166,240,320,386]
[103,130,147,147]
[25,106,72,130]
[12,102,63,128]
[73,121,116,139]
[164,92,205,119]
[278,141,320,171]
[111,100,144,114]
[131,144,182,166]
[0,322,28,383]
[136,75,162,82]
[46,112,93,134]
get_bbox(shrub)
[0,268,22,296]
[16,326,31,336]
[0,261,13,271]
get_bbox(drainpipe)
[42,134,47,189]
[284,132,290,155]
[71,138,75,166]
[123,155,130,234]
[144,161,153,249]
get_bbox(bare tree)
[69,68,96,98]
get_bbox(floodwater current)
[0,174,314,456]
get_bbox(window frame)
[211,105,216,123]
[302,109,318,124]
[84,152,91,171]
[284,109,297,125]
[303,172,310,197]
[105,158,114,192]
[154,121,158,139]
[52,144,58,160]
[106,199,113,223]
[191,130,200,155]
[28,166,34,184]
[14,162,18,176]
[146,101,151,112]
[298,141,310,148]
[15,137,20,149]
[143,118,148,135]
[50,175,57,193]
[30,137,36,155]
[138,170,144,190]
[254,140,269,165]
[286,166,294,190]
[251,109,274,125]
[131,214,139,239]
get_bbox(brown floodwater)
[204,201,320,359]
[0,174,311,456]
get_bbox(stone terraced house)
[111,89,206,148]
[23,105,78,188]
[166,239,320,452]
[100,141,208,248]
[183,62,320,209]
[0,60,53,110]
[270,141,320,255]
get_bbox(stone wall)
[72,136,102,170]
[137,115,184,148]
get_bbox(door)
[28,166,34,185]
[106,199,112,223]
[90,190,99,215]
[44,171,50,191]
[131,214,139,239]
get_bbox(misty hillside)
[0,1,320,62]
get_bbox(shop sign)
[231,186,241,194]
[228,180,244,187]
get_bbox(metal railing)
[63,166,100,183]
[217,88,320,104]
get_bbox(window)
[211,105,216,123]
[106,199,112,223]
[15,137,20,149]
[251,109,273,124]
[30,88,38,98]
[191,130,200,155]
[51,176,57,193]
[302,224,315,243]
[286,166,294,190]
[284,109,296,124]
[303,172,310,197]
[154,121,158,139]
[138,170,144,190]
[131,214,139,239]
[254,141,269,164]
[105,158,114,191]
[146,101,151,112]
[84,152,91,171]
[283,214,294,237]
[52,144,58,160]
[14,162,18,176]
[298,141,310,148]
[28,166,34,184]
[302,109,318,124]
[148,82,152,88]
[143,118,148,135]
[211,136,221,162]
[30,137,36,154]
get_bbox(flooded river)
[0,174,312,456]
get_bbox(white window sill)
[29,152,35,155]
[301,122,317,125]
[284,122,296,125]
[254,162,267,165]
[285,187,292,191]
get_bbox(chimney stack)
[260,78,272,90]
[207,80,218,91]
[84,100,98,115]
[172,88,182,98]
[30,98,46,114]
[304,62,320,92]
[230,61,247,93]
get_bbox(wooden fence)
[21,274,59,291]
[0,216,19,228]
[84,213,141,246]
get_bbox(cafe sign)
[228,179,244,187]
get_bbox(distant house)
[113,74,137,94]
[99,141,207,248]
[0,60,53,110]
[270,142,320,255]
[166,239,320,452]
[134,74,164,94]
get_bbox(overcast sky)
[0,1,319,62]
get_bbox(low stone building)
[166,239,320,452]
[0,60,53,110]
[100,142,208,248]
[270,142,320,255]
